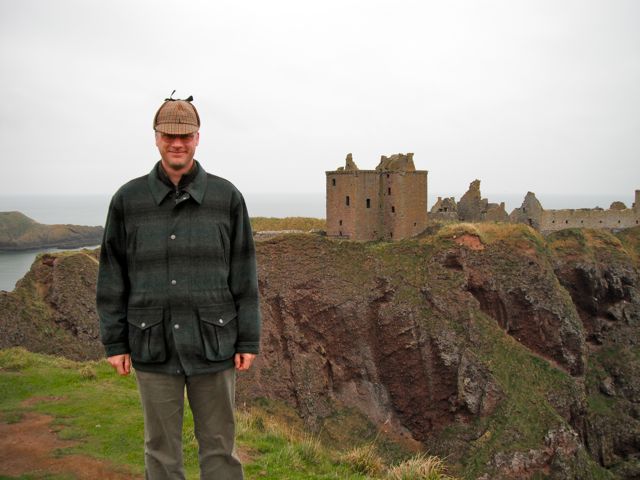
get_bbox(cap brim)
[155,123,199,135]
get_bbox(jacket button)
[141,322,146,328]
[171,280,177,285]
[218,319,224,324]
[170,234,176,240]
[174,324,180,329]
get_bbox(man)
[97,94,260,479]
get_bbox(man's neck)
[160,159,195,186]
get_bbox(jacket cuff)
[104,342,130,357]
[236,341,260,354]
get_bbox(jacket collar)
[148,160,208,205]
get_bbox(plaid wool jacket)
[97,161,261,375]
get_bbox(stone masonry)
[510,190,640,233]
[326,153,428,241]
[430,180,508,223]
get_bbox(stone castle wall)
[539,208,639,233]
[511,190,640,233]
[326,154,428,241]
[326,170,380,240]
[380,171,428,241]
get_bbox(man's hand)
[234,353,256,371]
[107,353,131,376]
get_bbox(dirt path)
[0,411,142,479]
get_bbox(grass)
[251,217,326,232]
[433,222,545,250]
[0,347,455,480]
[548,228,633,265]
[386,454,455,480]
[615,226,640,266]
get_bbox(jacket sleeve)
[96,193,130,357]
[228,192,261,354]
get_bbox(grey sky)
[1,0,638,201]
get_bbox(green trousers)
[135,368,243,480]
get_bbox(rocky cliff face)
[0,250,102,360]
[2,225,640,479]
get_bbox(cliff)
[2,224,640,479]
[0,211,103,250]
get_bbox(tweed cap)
[153,98,200,134]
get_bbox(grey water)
[0,192,633,292]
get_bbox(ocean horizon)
[0,191,635,292]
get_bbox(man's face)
[155,132,200,171]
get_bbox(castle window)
[599,220,603,223]
[580,220,584,224]
[565,220,568,224]
[390,232,393,238]
[346,196,350,206]
[339,220,342,226]
[388,187,391,195]
[386,174,389,178]
[391,206,395,213]
[339,231,342,236]
[618,220,621,224]
[332,178,336,186]
[552,220,555,223]
[366,199,371,208]
[414,222,417,226]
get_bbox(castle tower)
[326,153,428,241]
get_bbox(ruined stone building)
[430,180,508,223]
[429,180,640,234]
[510,190,640,233]
[326,153,428,241]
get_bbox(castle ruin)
[430,180,508,223]
[510,190,640,233]
[326,153,428,241]
[430,180,639,234]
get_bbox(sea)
[0,192,633,292]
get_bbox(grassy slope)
[0,211,102,249]
[0,348,453,480]
[0,212,38,239]
[251,217,325,232]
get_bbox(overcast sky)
[1,0,638,201]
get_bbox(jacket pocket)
[198,303,238,361]
[217,224,229,266]
[127,306,166,363]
